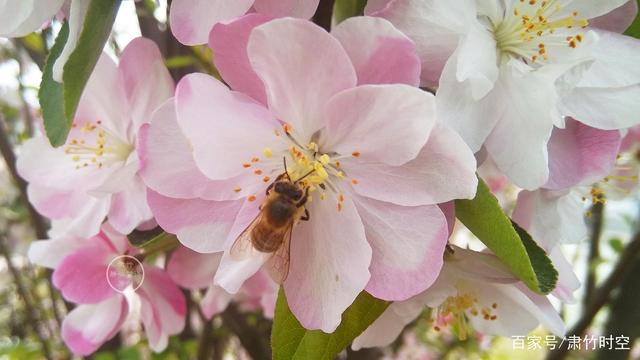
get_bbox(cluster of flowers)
[3,0,640,355]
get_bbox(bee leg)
[300,208,310,221]
[296,187,310,208]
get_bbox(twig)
[0,236,53,359]
[546,232,640,360]
[584,202,604,306]
[313,0,336,32]
[221,304,271,360]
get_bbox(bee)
[231,158,312,283]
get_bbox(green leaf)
[40,0,121,147]
[127,229,178,255]
[624,1,640,39]
[454,178,558,294]
[39,23,68,147]
[271,289,389,360]
[333,0,367,24]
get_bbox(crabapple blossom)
[140,17,478,332]
[28,224,186,355]
[170,0,320,45]
[353,246,565,350]
[17,37,173,237]
[367,0,640,189]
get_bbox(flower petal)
[0,0,63,37]
[137,266,187,352]
[331,16,421,86]
[61,295,128,356]
[167,246,221,289]
[545,119,621,190]
[175,73,280,180]
[284,193,371,332]
[169,0,254,45]
[512,189,587,250]
[107,176,153,235]
[28,235,90,269]
[53,237,117,304]
[354,196,448,301]
[252,0,320,18]
[561,86,640,131]
[201,285,233,318]
[589,0,638,33]
[352,296,424,350]
[343,123,477,206]
[52,0,91,82]
[147,190,242,253]
[209,14,271,105]
[248,18,357,136]
[119,37,174,130]
[323,84,434,166]
[374,0,476,86]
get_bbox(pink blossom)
[28,224,186,355]
[141,18,477,332]
[17,37,173,237]
[170,0,321,45]
[352,246,565,350]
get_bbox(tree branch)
[546,231,640,360]
[221,304,271,360]
[585,202,604,306]
[313,0,335,32]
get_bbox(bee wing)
[265,223,293,284]
[230,214,262,261]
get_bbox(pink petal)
[28,235,90,269]
[175,73,281,180]
[352,296,424,350]
[119,37,174,130]
[147,190,243,253]
[374,0,469,87]
[323,84,434,166]
[209,14,270,105]
[512,189,587,250]
[137,266,187,352]
[169,0,254,45]
[331,16,420,86]
[201,285,233,319]
[545,119,621,190]
[439,201,455,235]
[107,176,153,235]
[589,0,638,33]
[61,295,128,356]
[344,123,477,206]
[52,237,117,304]
[284,193,371,332]
[214,194,268,293]
[167,246,221,289]
[355,196,448,301]
[252,0,319,18]
[138,100,258,201]
[549,247,581,303]
[247,18,357,135]
[364,0,393,15]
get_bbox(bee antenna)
[295,169,316,183]
[282,156,292,181]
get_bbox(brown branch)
[220,304,271,360]
[313,0,335,32]
[546,232,640,360]
[584,202,604,306]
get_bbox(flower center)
[64,121,133,170]
[433,292,499,340]
[491,0,588,64]
[234,124,360,212]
